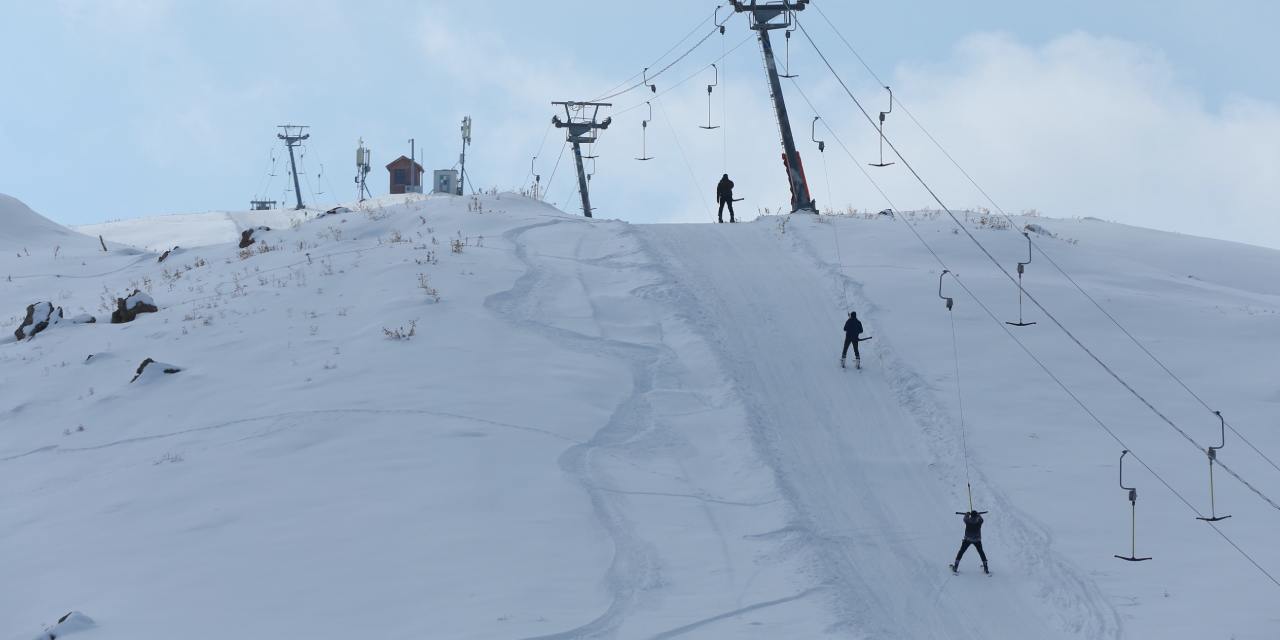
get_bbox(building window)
[394,169,407,184]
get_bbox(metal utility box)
[433,169,459,195]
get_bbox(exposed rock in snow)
[12,303,96,340]
[14,301,61,340]
[110,289,157,324]
[130,357,183,383]
[238,226,272,249]
[157,246,181,262]
[33,610,95,639]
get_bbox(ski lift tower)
[277,124,310,210]
[730,0,816,213]
[551,101,612,218]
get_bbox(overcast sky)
[1,0,1278,248]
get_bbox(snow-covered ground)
[3,192,1279,639]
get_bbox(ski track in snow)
[487,219,829,639]
[0,407,581,462]
[487,219,664,639]
[633,219,1121,639]
[788,218,1123,638]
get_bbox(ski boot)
[855,358,862,370]
[840,357,846,369]
[949,563,958,574]
[982,562,990,575]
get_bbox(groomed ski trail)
[486,218,834,639]
[634,218,1120,639]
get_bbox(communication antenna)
[277,124,310,210]
[459,116,472,196]
[355,138,372,202]
[700,64,721,130]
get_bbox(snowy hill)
[3,194,1279,639]
[0,194,106,253]
[74,207,319,252]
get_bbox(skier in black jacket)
[841,311,863,368]
[950,511,989,574]
[716,174,736,223]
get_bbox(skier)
[841,311,863,369]
[950,510,989,574]
[716,174,736,223]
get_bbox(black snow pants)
[955,539,988,564]
[718,199,735,223]
[842,335,861,359]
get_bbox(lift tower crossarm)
[551,101,612,218]
[730,1,815,213]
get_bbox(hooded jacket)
[844,315,863,337]
[716,176,735,203]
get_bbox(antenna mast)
[459,116,472,196]
[551,101,612,218]
[277,124,310,210]
[729,0,816,213]
[355,138,372,202]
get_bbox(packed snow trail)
[485,217,834,638]
[635,219,1120,639]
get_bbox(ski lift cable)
[588,12,716,103]
[256,146,278,202]
[810,115,834,212]
[636,102,655,161]
[946,283,975,506]
[721,21,728,173]
[526,120,555,185]
[792,72,1280,589]
[543,140,570,202]
[654,97,713,220]
[808,1,1280,477]
[298,146,320,207]
[797,18,1280,517]
[591,17,729,104]
[615,33,755,117]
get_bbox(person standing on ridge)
[950,510,990,574]
[716,174,736,224]
[841,311,864,369]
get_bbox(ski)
[949,564,992,576]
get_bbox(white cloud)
[862,32,1280,248]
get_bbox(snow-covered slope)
[0,194,106,253]
[3,194,1279,639]
[74,206,326,252]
